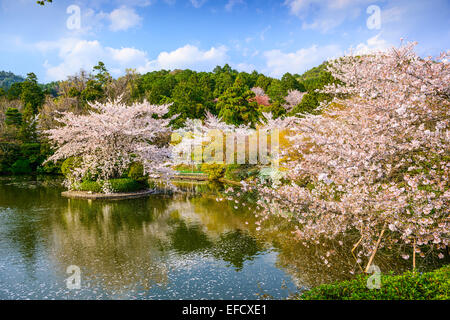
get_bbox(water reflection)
[0,177,445,300]
[0,178,293,299]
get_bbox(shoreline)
[61,189,159,200]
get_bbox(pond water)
[0,177,440,300]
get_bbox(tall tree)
[246,43,449,269]
[216,78,260,126]
[44,100,174,191]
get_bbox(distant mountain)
[296,62,333,92]
[0,71,25,90]
[296,62,329,82]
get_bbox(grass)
[297,265,449,300]
[77,178,148,193]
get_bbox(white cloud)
[108,47,148,65]
[190,0,207,8]
[234,62,256,73]
[138,44,228,72]
[108,6,142,31]
[353,33,391,55]
[39,38,106,80]
[36,38,148,80]
[225,0,244,12]
[260,25,271,41]
[284,0,372,32]
[263,44,341,77]
[37,39,228,81]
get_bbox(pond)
[0,176,438,300]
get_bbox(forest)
[0,61,333,176]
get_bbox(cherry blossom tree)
[251,87,266,97]
[240,42,449,270]
[283,89,306,112]
[44,99,174,192]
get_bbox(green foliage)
[168,74,213,128]
[20,143,42,170]
[0,71,24,91]
[68,87,81,98]
[61,157,82,177]
[78,180,103,193]
[92,61,112,86]
[77,178,147,193]
[40,81,59,97]
[0,61,339,176]
[216,78,260,126]
[259,100,286,118]
[127,162,147,182]
[10,159,32,175]
[290,91,322,115]
[0,142,21,174]
[20,72,44,118]
[108,178,147,193]
[266,79,285,102]
[299,265,450,300]
[224,164,258,181]
[37,0,53,5]
[254,74,273,92]
[266,73,306,104]
[4,108,22,126]
[81,79,104,102]
[289,63,336,116]
[7,82,23,100]
[201,163,225,181]
[281,72,306,93]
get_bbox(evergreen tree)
[7,82,23,101]
[216,78,259,126]
[254,74,272,92]
[4,108,23,126]
[20,72,44,118]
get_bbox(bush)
[174,163,203,174]
[78,180,102,193]
[224,164,259,181]
[0,142,21,174]
[299,265,450,300]
[10,159,32,175]
[201,163,225,181]
[61,157,81,177]
[108,178,147,193]
[127,162,147,181]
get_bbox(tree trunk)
[365,223,386,273]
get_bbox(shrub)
[127,162,147,181]
[10,159,32,175]
[0,142,21,174]
[61,157,81,177]
[224,164,259,181]
[5,107,22,126]
[20,143,42,170]
[201,163,225,181]
[174,163,203,174]
[78,180,102,193]
[299,265,450,300]
[108,178,147,193]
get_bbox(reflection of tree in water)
[166,199,265,271]
[212,230,263,271]
[181,191,432,288]
[168,218,213,254]
[0,178,64,273]
[272,235,427,289]
[49,196,173,293]
[4,178,429,296]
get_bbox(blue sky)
[0,0,449,82]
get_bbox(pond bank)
[61,189,160,200]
